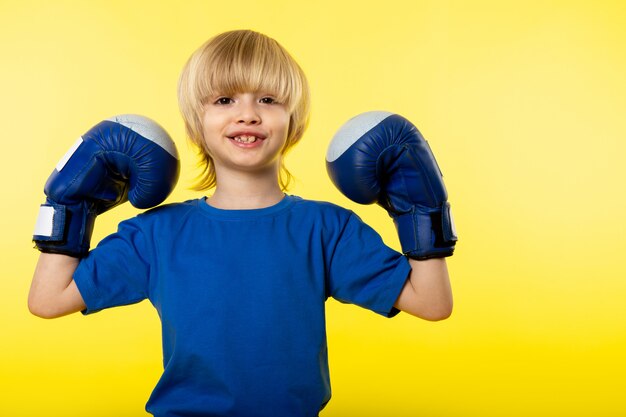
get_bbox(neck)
[206,167,285,210]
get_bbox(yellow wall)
[2,1,625,416]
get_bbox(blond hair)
[178,30,311,191]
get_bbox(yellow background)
[2,0,625,416]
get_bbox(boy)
[29,30,454,416]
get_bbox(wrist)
[392,203,457,260]
[33,199,96,257]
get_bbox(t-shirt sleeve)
[327,212,411,318]
[73,217,152,315]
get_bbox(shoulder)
[141,198,200,216]
[289,195,355,221]
[126,198,202,228]
[287,195,363,237]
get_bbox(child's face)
[201,91,290,177]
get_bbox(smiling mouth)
[230,135,263,144]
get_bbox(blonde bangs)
[196,32,301,112]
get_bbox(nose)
[237,99,261,125]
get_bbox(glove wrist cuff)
[393,203,458,260]
[33,200,96,257]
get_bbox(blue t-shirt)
[73,195,411,417]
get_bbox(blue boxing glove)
[326,111,457,259]
[33,114,180,257]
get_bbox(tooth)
[234,135,257,143]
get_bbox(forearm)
[395,258,453,321]
[29,253,85,318]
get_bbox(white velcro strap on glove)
[33,204,66,241]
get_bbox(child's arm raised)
[29,115,179,318]
[327,111,457,320]
[29,253,84,318]
[394,258,452,320]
